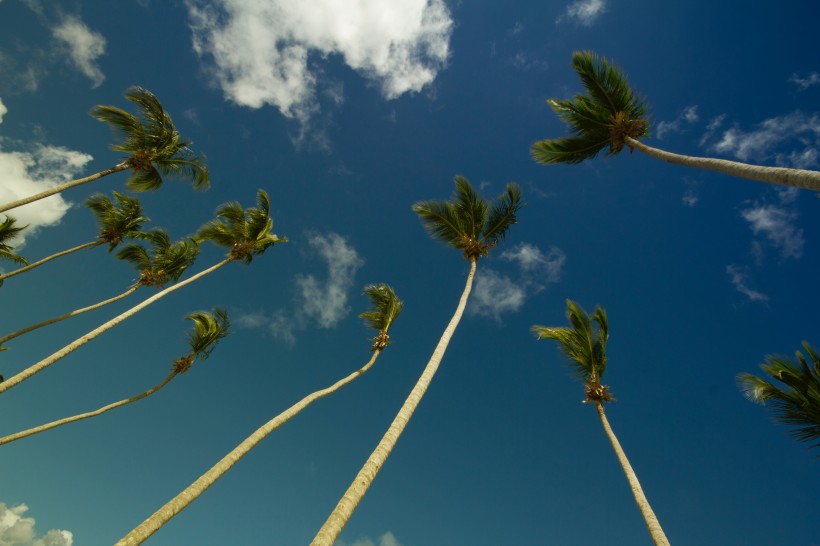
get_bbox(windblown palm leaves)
[532,50,820,190]
[361,283,404,350]
[117,228,199,288]
[737,342,820,451]
[0,216,28,266]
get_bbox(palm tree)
[531,50,820,191]
[0,191,148,284]
[115,284,402,545]
[0,216,28,267]
[737,342,820,451]
[0,229,198,348]
[0,309,229,446]
[0,190,283,394]
[0,86,209,214]
[311,176,522,545]
[532,300,670,546]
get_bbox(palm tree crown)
[360,283,404,351]
[85,191,150,250]
[0,216,28,266]
[91,86,209,192]
[412,175,523,261]
[116,229,200,288]
[174,308,230,374]
[737,342,820,450]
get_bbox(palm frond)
[0,216,28,265]
[185,308,230,362]
[86,191,150,250]
[482,183,523,249]
[360,284,404,334]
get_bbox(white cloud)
[0,502,73,546]
[342,532,403,546]
[557,0,607,26]
[501,243,565,283]
[740,202,804,261]
[51,16,106,88]
[656,105,699,139]
[186,0,452,131]
[0,98,6,123]
[726,265,768,303]
[470,268,527,320]
[711,111,820,167]
[789,71,820,91]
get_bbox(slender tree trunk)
[0,259,231,395]
[311,259,478,546]
[625,136,820,191]
[0,162,131,214]
[0,240,101,282]
[0,371,177,446]
[0,283,140,346]
[595,402,670,546]
[116,349,385,546]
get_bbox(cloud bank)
[0,502,73,546]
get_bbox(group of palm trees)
[1,50,818,545]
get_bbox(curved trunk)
[0,283,140,346]
[595,402,670,546]
[625,136,820,191]
[0,259,231,395]
[0,240,101,282]
[311,259,477,546]
[0,371,177,446]
[116,349,384,545]
[0,162,131,214]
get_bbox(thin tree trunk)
[0,259,231,395]
[0,162,131,214]
[0,371,177,446]
[0,240,101,282]
[0,283,140,346]
[311,259,477,546]
[595,402,670,546]
[625,136,820,191]
[116,349,385,546]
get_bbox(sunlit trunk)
[0,241,101,283]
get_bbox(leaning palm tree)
[0,190,283,395]
[531,50,820,191]
[0,309,229,446]
[0,216,28,267]
[532,300,670,546]
[0,191,148,284]
[115,284,402,545]
[737,342,820,451]
[311,176,522,545]
[0,86,209,214]
[0,229,198,349]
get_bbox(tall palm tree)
[311,176,522,545]
[0,191,148,284]
[737,342,820,451]
[0,216,28,267]
[0,190,283,395]
[0,309,229,446]
[0,86,209,214]
[0,229,198,348]
[532,300,670,546]
[531,50,820,191]
[115,284,402,546]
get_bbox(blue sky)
[1,0,819,545]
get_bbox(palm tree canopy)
[0,216,28,266]
[85,191,150,251]
[531,50,650,165]
[90,86,209,192]
[360,284,404,351]
[173,308,230,374]
[412,175,523,261]
[532,299,613,403]
[737,342,820,450]
[116,229,199,287]
[195,189,286,264]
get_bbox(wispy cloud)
[51,16,106,88]
[740,188,804,261]
[0,98,6,123]
[656,105,699,139]
[340,531,403,546]
[0,502,74,546]
[682,179,700,207]
[789,71,820,91]
[556,0,607,26]
[726,264,768,303]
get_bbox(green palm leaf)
[117,229,199,287]
[360,284,404,350]
[0,216,28,266]
[184,308,230,363]
[85,191,150,251]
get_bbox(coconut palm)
[532,300,670,546]
[115,284,402,545]
[0,216,28,267]
[737,342,820,451]
[0,190,283,394]
[0,229,198,349]
[0,191,148,284]
[0,309,229,447]
[0,86,209,214]
[531,50,820,191]
[311,176,522,545]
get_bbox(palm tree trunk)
[0,283,140,346]
[311,259,477,546]
[0,162,131,214]
[625,136,820,191]
[115,349,384,546]
[595,402,670,546]
[0,258,231,395]
[0,371,177,446]
[0,240,101,282]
